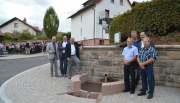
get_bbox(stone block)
[84,51,90,56]
[166,82,172,87]
[168,52,180,60]
[81,61,91,67]
[167,75,175,82]
[91,62,97,67]
[108,51,114,57]
[155,82,165,86]
[159,74,167,82]
[88,56,94,61]
[79,55,88,61]
[113,62,122,66]
[172,70,180,75]
[173,83,180,88]
[165,69,171,75]
[114,51,120,57]
[175,61,180,70]
[156,51,167,56]
[175,76,180,83]
[98,60,112,66]
[156,56,169,60]
[155,60,174,67]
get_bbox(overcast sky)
[0,0,151,32]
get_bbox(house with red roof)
[68,0,132,45]
[0,17,41,36]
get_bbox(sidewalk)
[0,63,180,103]
[0,53,47,61]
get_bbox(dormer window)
[120,0,123,5]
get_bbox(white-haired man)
[137,37,156,99]
[121,37,138,94]
[47,36,59,77]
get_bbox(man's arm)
[150,40,155,49]
[46,43,53,53]
[116,43,127,47]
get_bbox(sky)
[0,0,151,32]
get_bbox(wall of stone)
[70,45,180,88]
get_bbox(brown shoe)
[68,77,71,79]
[55,75,59,77]
[51,75,53,77]
[76,72,82,75]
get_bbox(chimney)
[23,17,26,23]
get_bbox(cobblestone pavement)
[1,63,180,103]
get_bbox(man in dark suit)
[137,32,155,91]
[59,36,70,77]
[66,37,83,79]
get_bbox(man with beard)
[120,37,138,94]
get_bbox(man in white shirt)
[58,36,70,77]
[65,37,83,79]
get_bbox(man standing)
[120,37,138,94]
[59,36,70,77]
[137,32,155,91]
[47,36,59,77]
[137,37,156,99]
[25,41,30,55]
[66,37,83,79]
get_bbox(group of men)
[117,31,156,99]
[46,36,83,79]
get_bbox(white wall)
[0,19,37,36]
[71,7,95,41]
[95,0,132,39]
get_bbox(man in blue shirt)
[121,37,138,94]
[137,37,156,99]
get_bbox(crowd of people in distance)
[5,41,47,55]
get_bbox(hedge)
[36,35,48,40]
[109,0,180,42]
[3,33,13,41]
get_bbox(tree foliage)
[19,29,35,40]
[109,0,180,42]
[43,6,59,39]
[37,35,49,40]
[56,35,63,41]
[3,33,13,41]
[61,32,71,40]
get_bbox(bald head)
[63,36,67,42]
[70,37,75,44]
[140,32,147,39]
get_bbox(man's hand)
[125,61,130,65]
[67,58,71,62]
[116,45,119,47]
[139,63,145,69]
[80,46,83,51]
[52,50,55,53]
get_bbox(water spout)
[105,74,108,83]
[87,93,90,98]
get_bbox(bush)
[37,35,48,40]
[19,29,35,40]
[109,0,180,42]
[3,33,13,41]
[56,35,63,41]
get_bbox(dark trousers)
[60,53,67,75]
[135,61,140,86]
[140,64,154,95]
[124,61,136,91]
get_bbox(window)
[105,26,109,33]
[14,23,18,28]
[80,28,82,36]
[81,15,82,22]
[105,10,109,18]
[120,0,123,5]
[111,0,114,3]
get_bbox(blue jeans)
[60,53,67,75]
[140,64,154,95]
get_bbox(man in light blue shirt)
[121,37,138,94]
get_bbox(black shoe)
[122,89,130,92]
[137,92,146,96]
[130,91,135,94]
[147,95,153,99]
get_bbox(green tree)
[37,35,49,40]
[19,29,34,40]
[3,33,13,41]
[56,35,63,41]
[43,6,59,39]
[61,32,71,40]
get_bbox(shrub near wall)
[109,0,180,42]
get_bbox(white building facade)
[68,0,132,45]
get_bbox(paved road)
[0,56,49,86]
